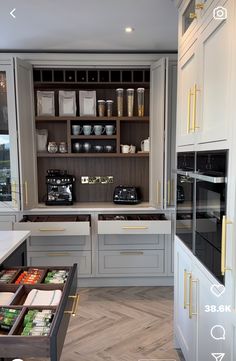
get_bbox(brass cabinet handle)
[120,251,144,255]
[184,270,191,309]
[11,181,17,207]
[195,3,204,10]
[64,294,80,317]
[189,276,198,319]
[187,88,193,133]
[192,84,200,131]
[167,180,171,205]
[221,215,232,275]
[122,226,148,230]
[47,252,70,257]
[24,181,28,205]
[39,228,66,232]
[189,12,197,19]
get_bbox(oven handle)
[172,169,192,177]
[221,215,232,275]
[190,172,226,184]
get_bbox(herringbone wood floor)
[26,287,184,361]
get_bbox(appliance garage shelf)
[35,116,149,122]
[37,152,149,158]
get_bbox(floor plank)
[24,287,184,361]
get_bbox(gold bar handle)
[39,228,66,232]
[64,294,80,316]
[11,181,17,207]
[167,180,171,205]
[24,181,28,206]
[189,12,197,19]
[195,3,204,10]
[47,252,70,257]
[120,251,144,255]
[184,270,190,309]
[221,215,232,275]
[192,84,200,131]
[122,226,148,230]
[189,277,198,319]
[187,89,192,134]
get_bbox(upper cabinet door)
[149,58,166,209]
[176,43,199,149]
[14,58,37,210]
[0,63,20,211]
[197,0,231,144]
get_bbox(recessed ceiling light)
[125,27,134,33]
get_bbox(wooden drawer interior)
[19,214,91,223]
[98,213,167,221]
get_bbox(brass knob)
[195,3,204,10]
[189,12,197,19]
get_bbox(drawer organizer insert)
[0,265,77,359]
[98,214,167,221]
[19,214,91,223]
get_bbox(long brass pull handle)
[167,180,171,205]
[47,252,70,257]
[187,89,192,134]
[11,181,17,207]
[24,181,28,205]
[221,215,232,275]
[184,270,188,309]
[192,84,200,131]
[64,294,80,316]
[122,226,148,230]
[189,277,198,319]
[120,251,144,255]
[39,228,66,232]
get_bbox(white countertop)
[0,231,31,264]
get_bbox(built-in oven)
[195,151,227,284]
[176,152,195,251]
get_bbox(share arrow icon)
[211,353,225,361]
[10,8,16,18]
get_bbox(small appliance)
[113,186,141,204]
[45,169,75,205]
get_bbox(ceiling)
[0,0,178,52]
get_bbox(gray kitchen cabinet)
[98,234,165,251]
[0,214,16,230]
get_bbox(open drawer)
[0,264,77,361]
[98,213,171,235]
[14,214,91,236]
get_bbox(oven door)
[176,172,194,251]
[195,178,225,284]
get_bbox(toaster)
[113,186,141,204]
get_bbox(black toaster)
[113,186,141,204]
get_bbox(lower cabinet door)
[98,250,165,275]
[27,251,91,277]
[174,237,197,361]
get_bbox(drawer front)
[0,215,16,230]
[27,251,91,276]
[98,220,171,235]
[98,250,165,275]
[27,235,91,251]
[14,221,90,236]
[99,234,165,250]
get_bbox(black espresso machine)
[45,169,75,205]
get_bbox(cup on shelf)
[104,145,114,153]
[97,100,106,117]
[116,88,124,117]
[94,125,105,136]
[72,125,82,136]
[129,145,136,153]
[127,88,134,117]
[93,145,104,152]
[137,88,145,116]
[106,100,114,117]
[73,142,83,153]
[83,125,93,135]
[105,125,115,136]
[59,142,67,153]
[83,142,92,152]
[120,144,136,154]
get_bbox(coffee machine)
[45,169,75,205]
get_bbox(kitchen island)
[0,231,30,266]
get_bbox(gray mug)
[94,125,105,136]
[83,125,93,135]
[105,125,115,136]
[72,125,82,135]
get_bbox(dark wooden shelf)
[35,116,149,122]
[37,152,149,158]
[71,135,117,140]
